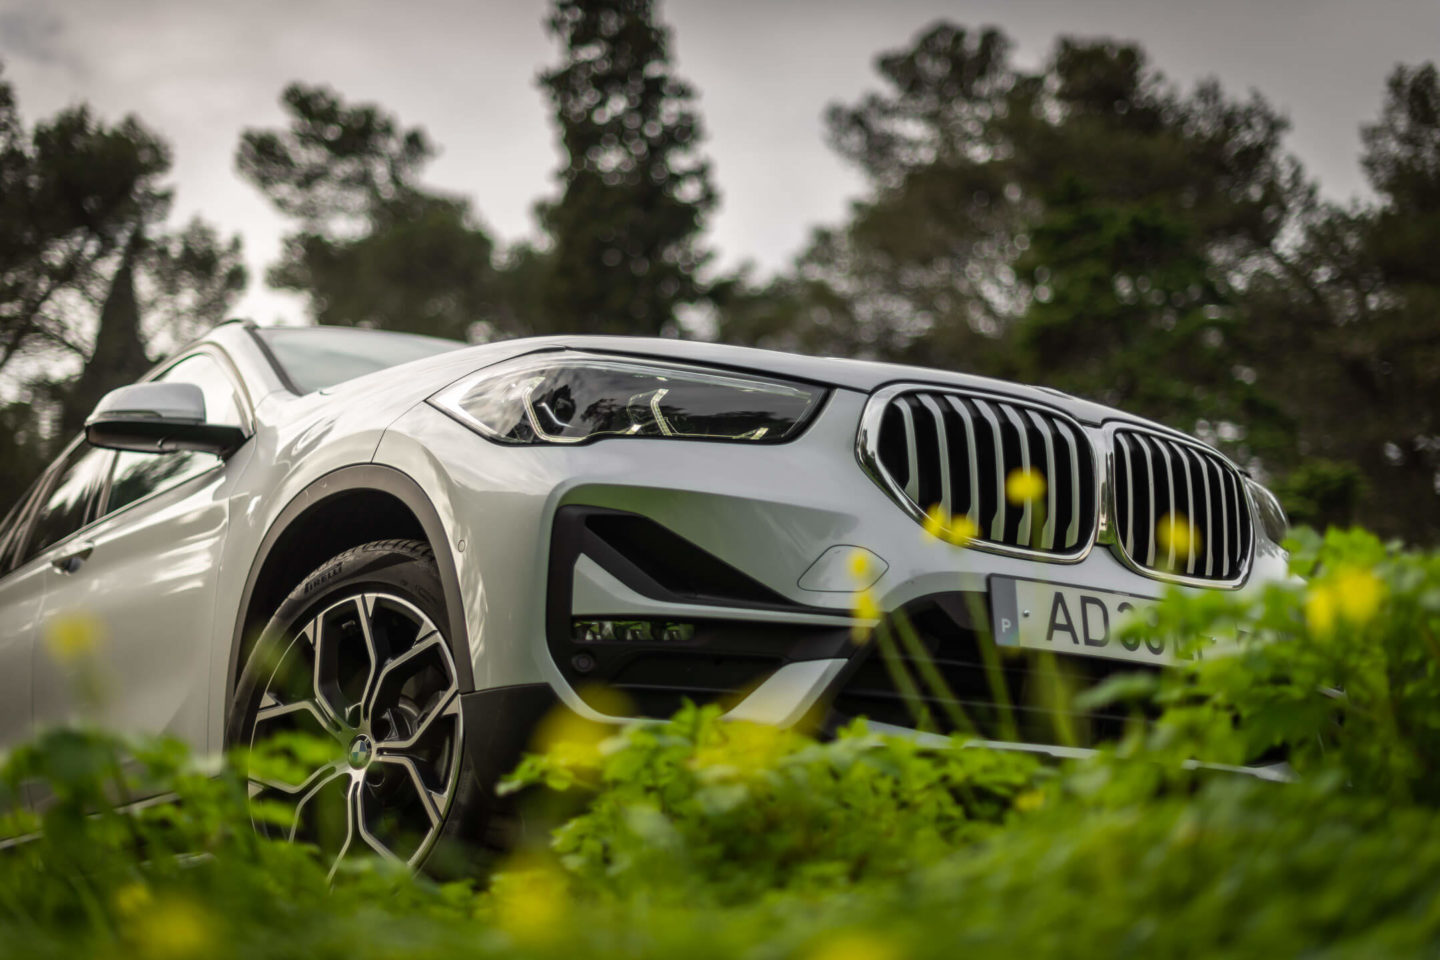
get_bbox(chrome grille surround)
[857,384,1101,562]
[1105,424,1254,587]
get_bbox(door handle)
[50,540,95,574]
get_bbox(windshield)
[255,326,465,394]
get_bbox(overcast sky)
[3,0,1437,326]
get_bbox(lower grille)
[1111,429,1253,582]
[828,594,1159,747]
[547,506,853,718]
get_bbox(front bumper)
[377,385,1290,753]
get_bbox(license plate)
[989,576,1173,665]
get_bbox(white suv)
[0,320,1289,870]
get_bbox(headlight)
[429,354,826,445]
[1246,477,1288,543]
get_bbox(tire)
[226,539,487,877]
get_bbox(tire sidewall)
[227,542,449,748]
[225,540,486,871]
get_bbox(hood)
[261,332,1205,444]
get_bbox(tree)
[0,62,246,509]
[1004,47,1304,451]
[715,26,1439,542]
[720,27,1299,450]
[0,399,50,523]
[237,84,503,341]
[0,67,167,376]
[534,0,716,336]
[1242,64,1440,541]
[59,231,147,436]
[52,218,247,436]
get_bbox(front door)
[33,454,231,753]
[32,350,251,760]
[0,442,112,813]
[0,485,49,755]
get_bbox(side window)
[104,353,245,515]
[23,445,112,563]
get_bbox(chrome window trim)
[1099,422,1255,589]
[855,383,1102,564]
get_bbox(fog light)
[660,623,695,642]
[573,619,696,643]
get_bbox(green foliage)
[1229,62,1440,544]
[1273,459,1367,530]
[1108,527,1440,803]
[533,0,717,335]
[501,706,1042,901]
[0,727,332,957]
[268,191,499,341]
[5,528,1440,957]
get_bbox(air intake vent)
[1110,429,1252,582]
[862,388,1097,557]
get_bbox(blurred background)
[1,0,1437,542]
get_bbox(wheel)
[227,539,474,877]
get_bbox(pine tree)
[238,84,500,341]
[536,0,716,336]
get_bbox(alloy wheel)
[246,591,464,877]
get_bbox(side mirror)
[85,382,247,457]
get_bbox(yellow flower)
[854,589,881,622]
[45,612,103,664]
[530,689,627,764]
[1013,789,1045,813]
[126,896,214,960]
[847,548,872,582]
[1305,566,1384,636]
[946,514,979,546]
[922,504,979,547]
[1305,583,1337,636]
[922,503,948,539]
[852,589,882,644]
[807,931,903,960]
[113,882,153,917]
[1005,468,1046,505]
[1332,565,1385,626]
[491,854,569,946]
[1155,513,1198,558]
[691,721,790,777]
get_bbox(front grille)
[1111,429,1252,582]
[828,595,1159,747]
[865,388,1097,556]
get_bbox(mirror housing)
[85,382,247,457]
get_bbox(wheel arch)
[228,464,472,715]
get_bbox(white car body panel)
[33,462,230,748]
[0,561,42,752]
